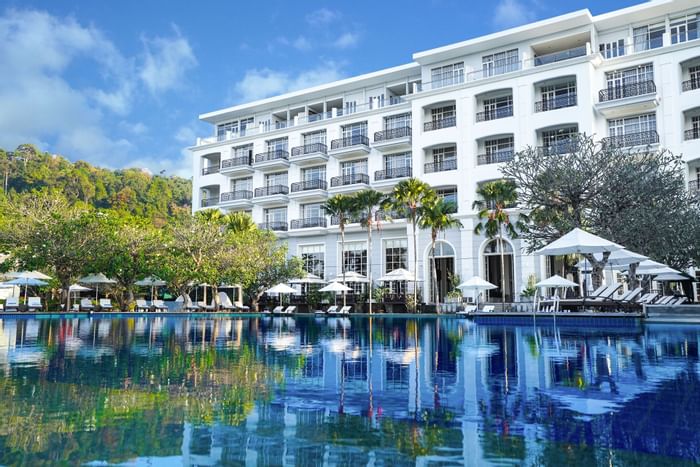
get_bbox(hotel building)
[190,0,700,303]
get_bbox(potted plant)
[521,274,538,302]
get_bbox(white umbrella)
[68,283,91,307]
[7,270,52,280]
[319,281,353,306]
[457,276,497,308]
[3,277,48,301]
[266,283,297,307]
[378,268,416,282]
[331,271,369,283]
[631,260,680,275]
[289,273,326,284]
[654,273,691,281]
[575,249,648,269]
[135,276,167,300]
[79,273,117,299]
[535,275,579,288]
[536,228,624,256]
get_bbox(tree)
[384,178,435,310]
[322,194,355,306]
[502,134,700,284]
[223,211,257,234]
[472,180,526,308]
[418,197,462,311]
[352,189,384,314]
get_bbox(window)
[430,62,464,88]
[633,23,664,51]
[607,113,656,137]
[384,152,412,172]
[341,159,367,176]
[428,241,455,258]
[233,144,253,159]
[671,14,699,44]
[431,146,456,164]
[690,65,700,86]
[384,239,408,273]
[540,81,576,102]
[606,64,653,88]
[384,113,411,130]
[431,105,456,123]
[436,187,458,212]
[264,207,287,223]
[482,49,519,77]
[341,122,367,139]
[300,244,325,279]
[483,95,512,115]
[343,242,367,276]
[266,137,288,152]
[303,130,326,146]
[541,126,578,147]
[217,121,238,140]
[301,166,325,182]
[599,39,626,58]
[231,177,252,192]
[301,203,323,219]
[485,137,514,155]
[264,172,287,187]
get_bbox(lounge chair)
[80,298,95,312]
[482,305,495,313]
[182,296,200,312]
[152,300,168,312]
[198,300,215,312]
[217,292,236,311]
[27,296,42,312]
[338,305,351,315]
[99,298,114,311]
[271,306,284,314]
[654,296,673,305]
[456,305,477,315]
[136,299,151,312]
[4,297,19,312]
[671,297,688,306]
[325,305,338,315]
[283,306,296,314]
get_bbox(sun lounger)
[654,296,673,305]
[338,305,351,315]
[152,300,168,312]
[671,297,688,306]
[181,296,200,312]
[136,299,151,312]
[283,306,296,314]
[80,298,95,312]
[217,292,236,311]
[27,296,42,312]
[199,300,215,312]
[271,306,284,314]
[481,305,495,313]
[456,305,477,315]
[324,305,338,315]
[99,298,114,311]
[4,297,19,312]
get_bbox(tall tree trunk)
[367,220,373,314]
[341,224,346,308]
[412,215,418,313]
[431,233,438,313]
[499,232,506,311]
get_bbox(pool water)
[0,316,698,466]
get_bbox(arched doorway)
[427,241,455,303]
[483,239,514,302]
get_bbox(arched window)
[483,239,513,255]
[429,241,455,257]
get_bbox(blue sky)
[0,0,640,177]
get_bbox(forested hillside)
[0,144,191,222]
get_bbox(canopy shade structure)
[632,260,681,275]
[134,276,167,287]
[331,271,369,283]
[265,283,297,294]
[3,277,49,300]
[456,276,497,308]
[319,282,353,293]
[68,284,92,292]
[289,273,326,284]
[536,228,624,256]
[7,270,52,280]
[79,273,117,299]
[574,249,648,269]
[535,275,579,288]
[378,268,416,282]
[654,273,693,281]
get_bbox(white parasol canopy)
[331,271,369,283]
[7,270,52,280]
[79,273,117,299]
[574,249,648,269]
[266,283,297,294]
[378,268,416,282]
[654,273,691,281]
[134,276,167,286]
[289,273,326,284]
[535,275,579,288]
[319,282,353,293]
[536,228,624,256]
[3,277,49,300]
[633,260,680,275]
[68,284,92,292]
[456,276,497,308]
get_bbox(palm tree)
[352,189,384,314]
[322,194,355,307]
[223,211,257,234]
[418,197,462,312]
[472,180,526,310]
[384,178,435,311]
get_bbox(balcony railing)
[598,80,656,102]
[475,105,513,122]
[330,134,369,150]
[374,126,411,142]
[254,185,289,197]
[221,156,251,169]
[201,165,220,175]
[684,128,700,141]
[477,150,515,165]
[689,180,700,197]
[375,166,412,181]
[220,190,252,202]
[602,130,659,148]
[424,159,457,173]
[258,221,288,232]
[375,209,405,221]
[536,139,579,156]
[533,45,587,66]
[330,213,363,225]
[534,94,577,112]
[424,116,456,131]
[200,197,219,208]
[330,173,370,187]
[254,149,289,163]
[290,217,327,229]
[682,78,700,92]
[291,142,327,157]
[291,179,328,192]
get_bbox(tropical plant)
[384,178,435,309]
[322,194,355,306]
[521,274,538,299]
[223,211,257,234]
[352,189,384,314]
[472,180,526,309]
[418,198,462,311]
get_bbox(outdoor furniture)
[338,305,351,314]
[199,300,215,312]
[217,292,236,311]
[325,305,338,314]
[136,299,151,312]
[27,297,42,312]
[655,296,673,305]
[4,297,19,312]
[456,305,477,315]
[271,306,284,314]
[482,305,495,313]
[99,298,114,311]
[671,297,688,306]
[80,298,95,312]
[152,300,168,312]
[182,295,200,312]
[283,306,296,314]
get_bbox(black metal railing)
[375,209,405,221]
[330,135,369,150]
[254,185,289,197]
[291,179,328,192]
[533,45,587,66]
[536,139,579,156]
[290,217,327,229]
[689,180,700,197]
[682,79,700,92]
[482,200,517,210]
[258,221,288,231]
[424,159,457,173]
[220,190,252,202]
[330,173,370,187]
[221,156,251,169]
[684,128,700,141]
[374,126,411,142]
[201,165,220,175]
[375,166,412,181]
[330,213,363,225]
[602,130,659,148]
[534,94,577,112]
[200,197,219,208]
[598,80,656,102]
[423,116,456,131]
[291,143,328,157]
[475,105,513,122]
[477,150,515,165]
[254,149,289,163]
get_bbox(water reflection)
[0,316,698,465]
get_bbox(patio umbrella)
[536,228,624,256]
[265,283,297,307]
[575,249,648,269]
[79,273,117,299]
[457,276,497,308]
[331,271,369,283]
[68,284,91,308]
[535,275,579,288]
[319,281,352,306]
[378,268,416,282]
[135,276,167,300]
[289,273,326,284]
[7,270,52,280]
[654,272,692,282]
[3,277,48,301]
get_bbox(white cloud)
[139,28,197,94]
[333,32,360,49]
[89,83,134,115]
[120,121,148,135]
[292,36,312,51]
[232,62,345,103]
[174,125,197,145]
[493,0,537,28]
[305,8,340,26]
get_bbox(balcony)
[536,139,579,156]
[375,209,406,221]
[373,127,412,152]
[683,79,700,92]
[330,213,363,226]
[477,150,515,165]
[258,221,288,232]
[690,180,700,198]
[424,159,457,174]
[290,143,329,167]
[219,190,253,209]
[200,197,219,208]
[685,128,700,141]
[424,116,456,132]
[476,106,513,122]
[533,45,587,67]
[595,81,659,118]
[290,217,327,230]
[201,165,220,176]
[253,185,289,206]
[328,135,370,160]
[329,173,370,194]
[534,94,577,113]
[220,156,254,176]
[253,150,290,172]
[601,130,659,148]
[289,179,328,202]
[374,166,412,187]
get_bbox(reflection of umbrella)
[378,268,416,282]
[266,283,297,307]
[319,281,352,306]
[536,228,624,256]
[79,273,117,299]
[3,277,48,301]
[457,276,497,308]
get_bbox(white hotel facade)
[190,0,700,304]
